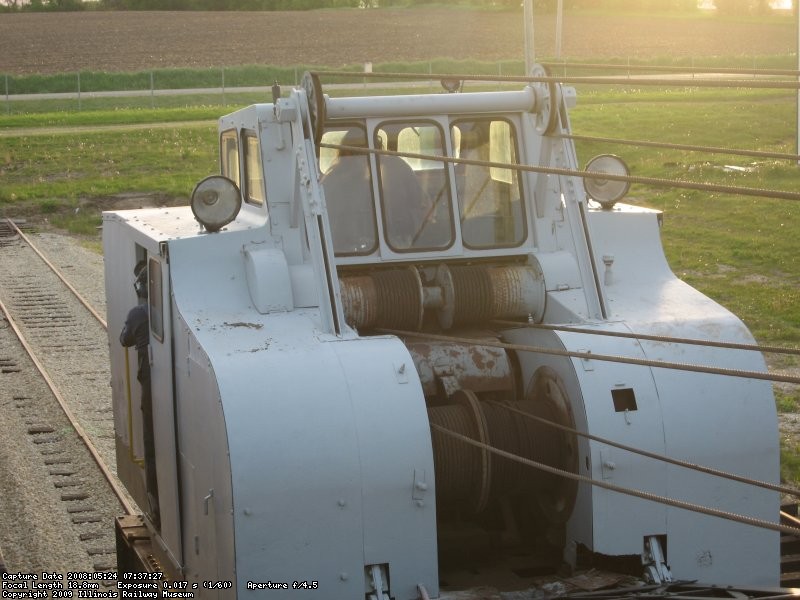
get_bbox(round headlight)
[583,154,631,210]
[191,176,242,232]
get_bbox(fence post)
[77,71,82,111]
[222,67,226,107]
[150,71,154,109]
[4,74,9,115]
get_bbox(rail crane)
[104,69,780,598]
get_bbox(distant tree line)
[0,0,790,13]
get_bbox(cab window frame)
[219,128,241,189]
[319,122,379,257]
[450,116,527,250]
[374,118,455,254]
[241,129,266,207]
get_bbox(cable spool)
[340,267,424,331]
[373,267,424,330]
[450,265,494,326]
[480,399,539,499]
[428,398,488,513]
[339,275,379,330]
[428,384,578,521]
[341,263,545,331]
[450,264,546,326]
[486,265,545,321]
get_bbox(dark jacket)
[120,303,150,382]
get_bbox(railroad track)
[0,218,134,575]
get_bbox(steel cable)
[321,143,800,203]
[376,329,800,386]
[491,320,800,358]
[313,70,800,90]
[484,399,800,499]
[540,61,800,78]
[560,133,800,163]
[430,422,800,537]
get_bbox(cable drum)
[428,382,578,522]
[450,265,494,326]
[487,265,546,322]
[373,268,424,330]
[339,267,424,330]
[428,402,487,512]
[480,399,540,498]
[339,275,379,329]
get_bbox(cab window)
[319,124,377,256]
[242,130,265,206]
[220,129,240,188]
[375,121,453,252]
[451,118,525,249]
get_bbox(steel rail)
[323,142,800,202]
[313,70,800,90]
[484,399,800,499]
[430,422,800,537]
[5,219,107,330]
[541,61,800,78]
[0,295,135,516]
[560,133,800,162]
[491,320,800,358]
[377,329,800,386]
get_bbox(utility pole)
[556,0,564,59]
[524,0,535,74]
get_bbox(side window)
[451,118,525,249]
[319,125,377,256]
[148,258,163,343]
[220,129,240,188]
[375,121,454,252]
[242,130,265,206]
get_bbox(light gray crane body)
[104,70,779,598]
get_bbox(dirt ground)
[0,9,796,75]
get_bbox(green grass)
[783,439,800,487]
[570,90,799,348]
[777,391,799,414]
[1,64,310,95]
[0,124,218,203]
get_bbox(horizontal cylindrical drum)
[340,263,545,331]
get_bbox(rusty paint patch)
[223,321,263,329]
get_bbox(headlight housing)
[191,175,242,232]
[584,154,631,210]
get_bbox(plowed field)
[0,9,795,75]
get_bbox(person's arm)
[120,305,146,347]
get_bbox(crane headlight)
[191,176,242,232]
[584,154,631,210]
